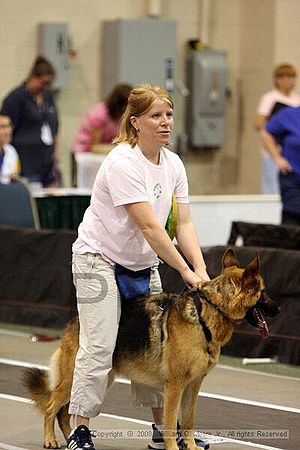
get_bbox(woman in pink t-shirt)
[72,83,132,153]
[255,63,300,194]
[67,84,210,450]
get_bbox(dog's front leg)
[181,377,204,450]
[163,380,184,450]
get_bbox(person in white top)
[255,63,300,194]
[0,114,19,184]
[67,84,210,450]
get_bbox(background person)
[255,63,300,194]
[0,113,20,184]
[72,83,132,153]
[67,84,210,450]
[0,56,59,187]
[260,105,300,225]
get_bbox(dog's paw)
[44,439,61,449]
[164,443,180,450]
[184,444,201,450]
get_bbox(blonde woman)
[67,84,209,450]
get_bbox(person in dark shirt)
[1,56,59,186]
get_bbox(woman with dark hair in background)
[72,83,132,153]
[1,55,59,187]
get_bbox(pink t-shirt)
[257,89,300,116]
[73,143,189,270]
[257,89,300,157]
[72,103,120,153]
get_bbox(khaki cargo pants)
[69,253,164,418]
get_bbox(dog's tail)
[22,367,51,413]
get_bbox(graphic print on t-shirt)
[153,183,162,198]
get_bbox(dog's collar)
[193,294,212,342]
[195,290,236,326]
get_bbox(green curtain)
[36,195,91,230]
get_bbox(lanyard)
[0,151,4,171]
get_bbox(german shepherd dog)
[23,249,279,450]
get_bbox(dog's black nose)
[259,291,280,317]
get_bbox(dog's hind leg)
[57,403,71,441]
[163,380,185,450]
[180,377,204,450]
[107,369,116,390]
[44,408,61,449]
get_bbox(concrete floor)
[0,329,299,450]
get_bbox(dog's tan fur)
[23,249,269,450]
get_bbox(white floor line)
[200,392,300,414]
[217,363,300,381]
[0,329,31,337]
[0,357,48,370]
[101,412,151,425]
[1,358,300,414]
[0,393,32,403]
[0,443,31,450]
[221,442,284,450]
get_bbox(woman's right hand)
[274,155,293,175]
[180,266,204,292]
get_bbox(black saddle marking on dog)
[113,297,152,360]
[193,292,212,342]
[113,294,175,362]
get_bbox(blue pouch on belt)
[115,264,151,300]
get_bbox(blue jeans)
[261,155,280,194]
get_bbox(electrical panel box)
[185,49,227,148]
[39,23,69,90]
[101,19,177,97]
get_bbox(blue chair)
[0,177,40,229]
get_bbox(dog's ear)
[242,252,260,285]
[222,248,240,271]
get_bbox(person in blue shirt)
[1,56,59,186]
[260,106,300,225]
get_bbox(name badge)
[41,123,53,146]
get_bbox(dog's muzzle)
[245,291,280,339]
